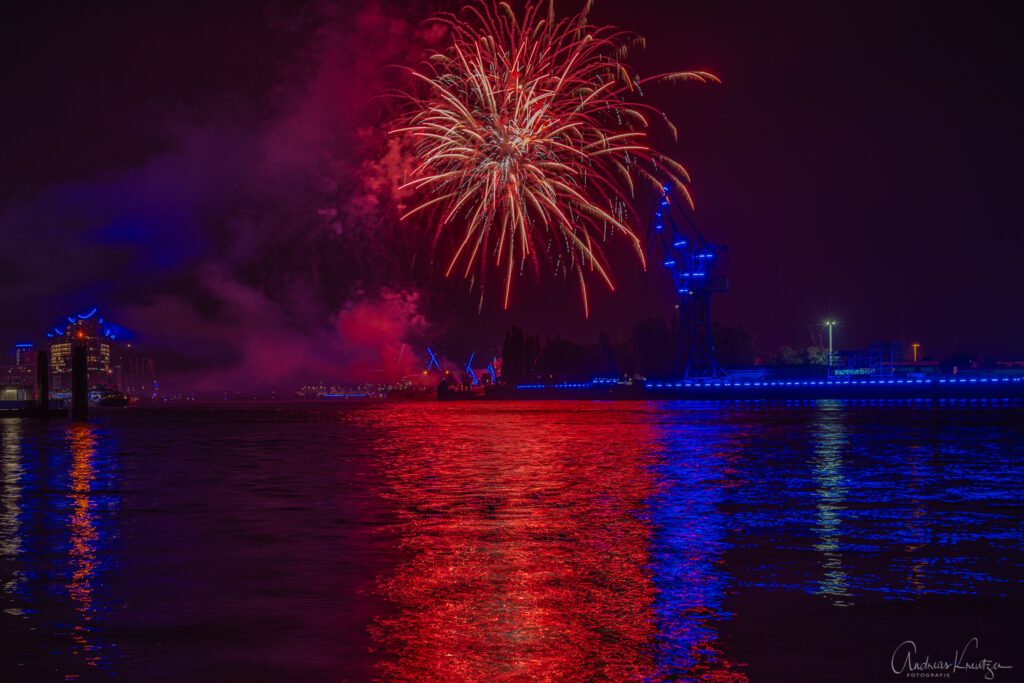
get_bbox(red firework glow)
[392,0,717,315]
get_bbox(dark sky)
[2,0,1023,387]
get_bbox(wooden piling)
[36,349,49,415]
[72,346,88,422]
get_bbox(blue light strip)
[640,377,1022,389]
[513,377,1024,391]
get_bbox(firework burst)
[392,0,717,315]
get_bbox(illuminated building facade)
[45,309,156,398]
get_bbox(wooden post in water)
[36,349,49,416]
[72,346,88,422]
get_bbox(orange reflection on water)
[67,423,102,670]
[373,405,661,680]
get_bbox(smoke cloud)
[122,270,429,392]
[0,0,446,391]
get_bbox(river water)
[1,400,1021,681]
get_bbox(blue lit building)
[45,309,155,398]
[1,342,37,387]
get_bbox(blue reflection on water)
[1,420,122,678]
[677,399,1024,602]
[645,417,748,680]
[640,398,1023,678]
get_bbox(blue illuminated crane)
[425,347,441,373]
[464,352,479,385]
[647,184,729,379]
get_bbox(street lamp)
[825,320,837,380]
[912,343,920,363]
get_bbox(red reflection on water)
[372,404,661,680]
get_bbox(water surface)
[1,400,1021,680]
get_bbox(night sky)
[2,0,1022,389]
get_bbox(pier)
[498,375,1024,401]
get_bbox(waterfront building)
[1,343,37,386]
[0,384,33,410]
[49,313,115,394]
[45,308,156,398]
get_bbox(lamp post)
[912,343,920,363]
[825,320,836,381]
